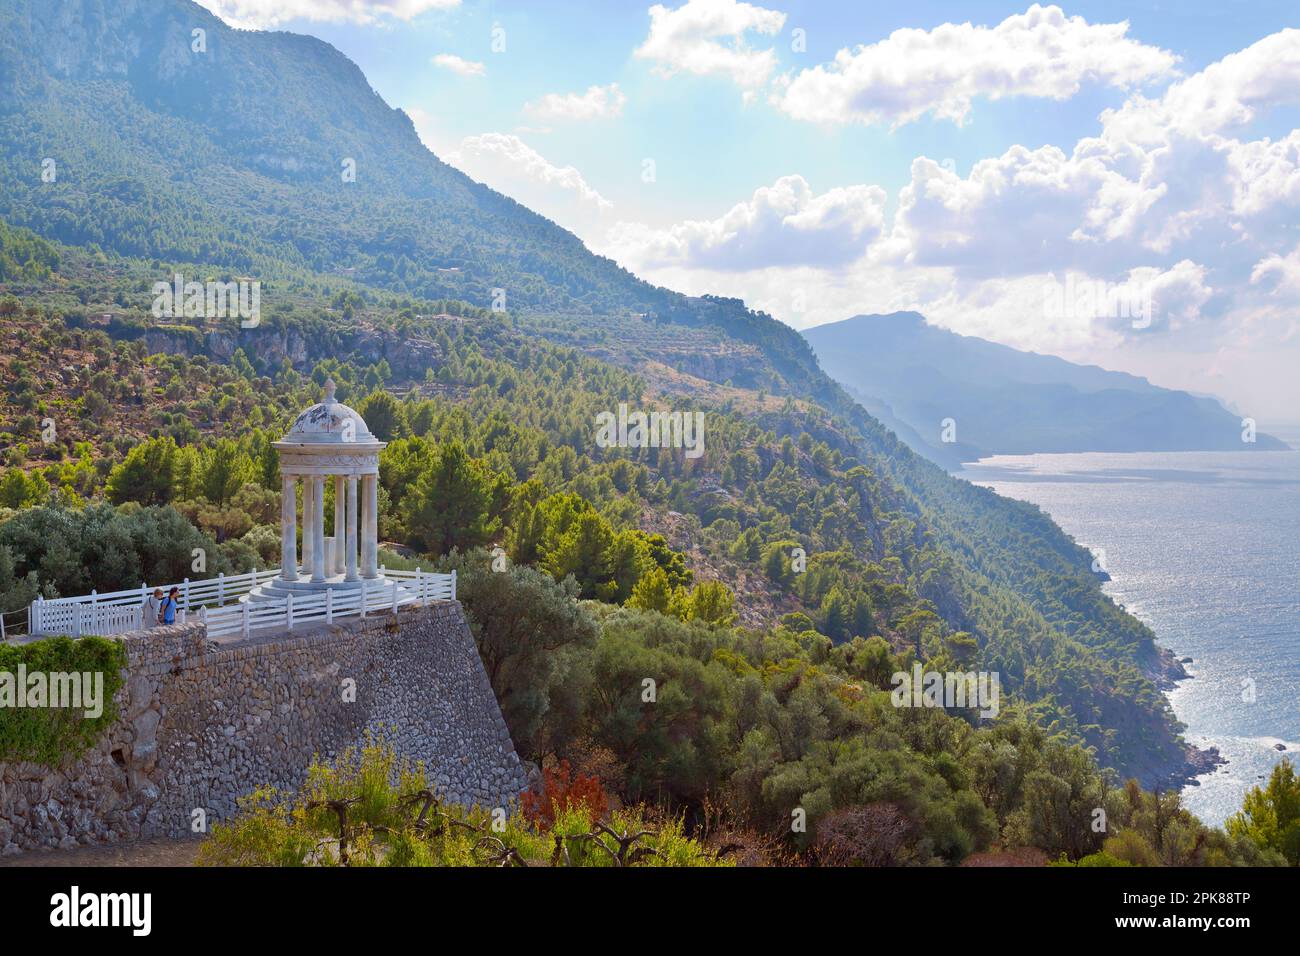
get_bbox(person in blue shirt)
[160,587,180,625]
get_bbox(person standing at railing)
[160,587,180,626]
[143,588,165,627]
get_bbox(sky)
[195,0,1300,424]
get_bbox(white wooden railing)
[28,566,455,639]
[199,569,454,640]
[32,568,280,620]
[29,602,190,638]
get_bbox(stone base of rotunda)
[243,574,416,604]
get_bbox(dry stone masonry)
[0,602,527,855]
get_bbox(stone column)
[346,475,359,582]
[310,475,326,583]
[362,473,378,578]
[333,475,346,576]
[280,474,298,582]
[300,476,315,578]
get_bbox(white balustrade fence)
[27,566,456,640]
[29,602,187,638]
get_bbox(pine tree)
[627,566,672,614]
[820,585,852,641]
[401,440,499,556]
[1227,759,1300,865]
[685,580,737,627]
[544,510,613,598]
[105,438,177,506]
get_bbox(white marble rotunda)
[244,379,410,603]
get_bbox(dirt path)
[0,837,203,867]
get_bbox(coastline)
[954,449,1298,805]
[1145,644,1227,792]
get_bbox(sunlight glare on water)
[959,449,1300,826]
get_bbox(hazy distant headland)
[805,312,1287,469]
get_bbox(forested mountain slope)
[0,224,1206,788]
[0,0,816,388]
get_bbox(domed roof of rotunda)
[281,380,379,445]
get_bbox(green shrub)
[0,635,127,764]
[1052,852,1133,867]
[197,738,725,867]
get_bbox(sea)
[958,442,1300,827]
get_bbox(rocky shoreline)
[1143,645,1227,792]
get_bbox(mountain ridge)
[805,312,1286,464]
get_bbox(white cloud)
[196,0,458,29]
[1136,260,1216,328]
[431,54,485,77]
[435,133,613,242]
[406,111,611,218]
[525,84,627,122]
[447,134,611,211]
[1227,131,1300,218]
[635,0,787,90]
[414,24,1295,416]
[772,3,1177,127]
[407,115,612,236]
[876,30,1300,287]
[606,175,886,271]
[1251,245,1300,298]
[882,142,1201,278]
[923,273,1132,352]
[1042,260,1213,336]
[1101,28,1300,143]
[606,27,1300,396]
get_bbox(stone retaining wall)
[0,602,527,855]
